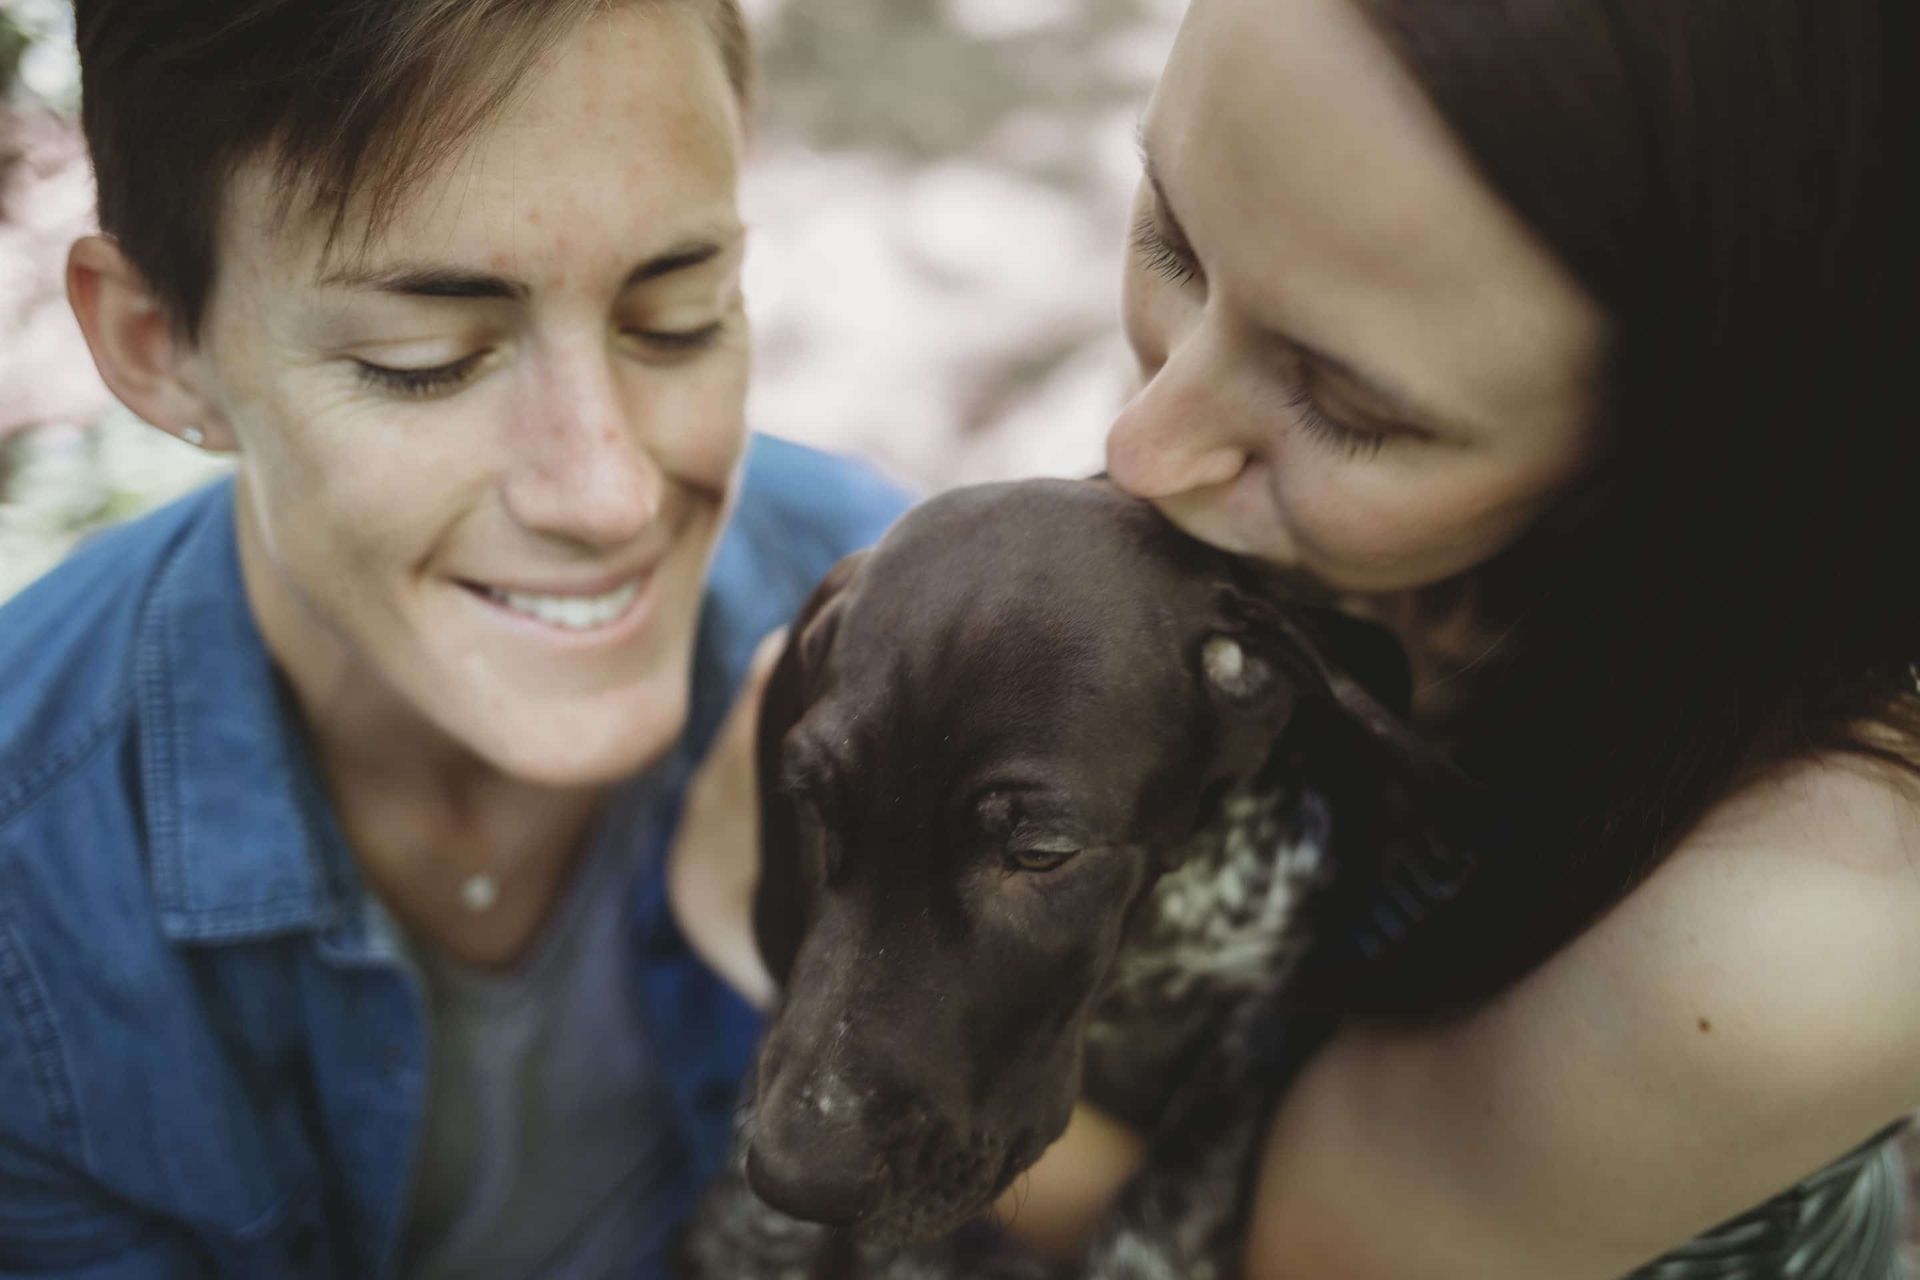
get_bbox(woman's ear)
[66,235,234,450]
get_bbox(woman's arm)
[994,1102,1146,1260]
[1243,755,1920,1279]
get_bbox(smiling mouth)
[464,578,647,632]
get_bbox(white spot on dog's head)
[809,1069,862,1122]
[1204,635,1244,684]
[1204,634,1270,702]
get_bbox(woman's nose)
[503,354,662,549]
[1105,334,1248,501]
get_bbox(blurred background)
[0,0,1181,600]
[9,1,1920,1254]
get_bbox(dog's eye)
[1007,840,1080,874]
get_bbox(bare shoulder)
[1591,753,1920,1117]
[1683,750,1920,877]
[1244,754,1920,1280]
[1604,751,1920,1094]
[1437,751,1920,1259]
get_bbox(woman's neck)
[234,492,603,969]
[296,665,603,970]
[1350,580,1503,733]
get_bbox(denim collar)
[136,479,343,945]
[130,479,711,961]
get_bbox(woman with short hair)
[0,2,906,1274]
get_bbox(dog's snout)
[745,1124,879,1225]
[747,1069,883,1225]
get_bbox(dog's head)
[744,478,1420,1243]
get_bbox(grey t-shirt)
[399,783,685,1280]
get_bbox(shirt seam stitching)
[0,695,133,832]
[0,892,86,1166]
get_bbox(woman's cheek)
[1306,453,1579,590]
[1275,458,1485,589]
[1122,271,1170,381]
[618,343,750,493]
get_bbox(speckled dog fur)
[672,479,1442,1279]
[674,769,1330,1280]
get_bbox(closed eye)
[625,320,729,354]
[1132,211,1201,288]
[1006,834,1082,874]
[1008,847,1079,874]
[353,350,489,398]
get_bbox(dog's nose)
[745,1133,879,1225]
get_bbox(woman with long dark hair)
[680,0,1918,1273]
[1103,0,1919,1273]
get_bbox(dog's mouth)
[847,1124,1045,1247]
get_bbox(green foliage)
[0,12,27,101]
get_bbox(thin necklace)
[454,845,543,913]
[460,869,503,912]
[455,809,595,912]
[446,791,604,912]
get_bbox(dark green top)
[1626,1124,1907,1278]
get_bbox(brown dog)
[678,477,1461,1277]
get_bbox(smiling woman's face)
[1108,0,1609,594]
[189,3,748,786]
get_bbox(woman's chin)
[464,682,694,789]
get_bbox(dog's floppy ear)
[1206,586,1427,769]
[1195,584,1412,779]
[1195,628,1301,785]
[1235,592,1483,921]
[751,551,867,990]
[1280,605,1414,720]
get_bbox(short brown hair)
[75,0,753,338]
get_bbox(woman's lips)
[456,569,657,642]
[467,577,646,631]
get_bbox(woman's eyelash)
[1286,383,1391,459]
[636,321,728,352]
[1125,197,1406,460]
[352,323,728,398]
[1131,211,1200,287]
[353,351,487,398]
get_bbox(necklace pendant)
[461,872,500,912]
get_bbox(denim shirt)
[0,434,909,1278]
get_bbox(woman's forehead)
[1148,0,1605,440]
[216,4,743,300]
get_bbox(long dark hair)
[1317,0,1920,1018]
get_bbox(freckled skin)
[181,5,750,787]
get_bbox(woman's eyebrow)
[316,230,740,299]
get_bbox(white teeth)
[487,580,642,631]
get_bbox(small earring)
[181,426,206,447]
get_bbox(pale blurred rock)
[1,107,108,441]
[0,410,230,600]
